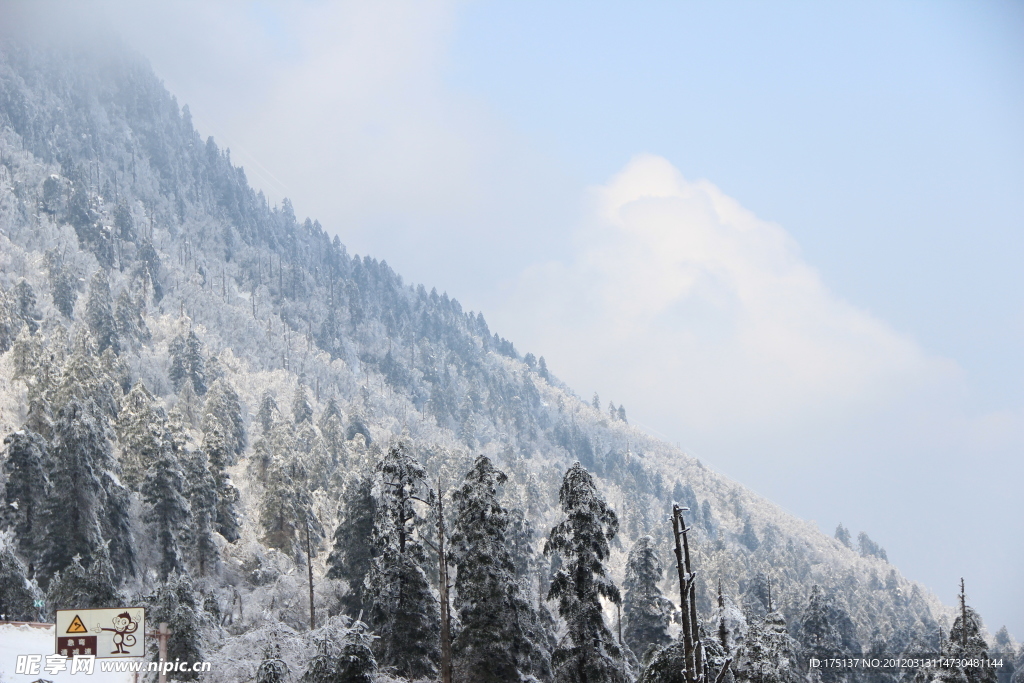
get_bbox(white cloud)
[100,0,576,309]
[500,154,959,437]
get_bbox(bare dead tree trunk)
[437,479,452,683]
[304,515,315,631]
[673,504,696,681]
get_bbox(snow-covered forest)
[0,37,1018,683]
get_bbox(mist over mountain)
[0,36,1016,683]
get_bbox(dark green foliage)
[638,640,688,683]
[46,553,123,613]
[734,611,799,683]
[364,443,439,679]
[181,447,220,576]
[114,202,136,241]
[114,288,150,348]
[136,241,164,301]
[319,399,346,466]
[293,383,313,423]
[622,535,674,658]
[858,532,888,561]
[169,329,208,395]
[835,523,852,548]
[345,413,371,444]
[742,572,773,619]
[201,379,247,461]
[148,573,208,681]
[45,249,78,318]
[301,633,377,683]
[257,391,279,434]
[116,380,165,491]
[38,401,112,586]
[1,430,49,565]
[943,603,998,683]
[258,427,323,558]
[449,455,549,682]
[68,176,113,267]
[334,639,377,683]
[738,518,760,552]
[141,442,190,579]
[0,536,42,621]
[326,475,376,616]
[45,396,136,585]
[257,651,290,683]
[13,280,41,334]
[42,174,63,214]
[545,462,627,683]
[200,424,241,542]
[85,270,120,354]
[794,585,860,683]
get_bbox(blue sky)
[446,0,1024,408]
[81,0,1024,636]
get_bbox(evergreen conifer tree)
[45,250,78,319]
[1,430,49,567]
[114,288,150,348]
[46,551,123,613]
[0,532,42,621]
[54,336,120,418]
[857,532,887,561]
[293,383,314,424]
[449,455,549,682]
[13,279,41,334]
[141,440,190,579]
[326,475,376,616]
[148,573,208,681]
[116,380,166,491]
[169,329,208,395]
[257,392,280,434]
[38,401,111,586]
[181,447,220,576]
[200,378,247,461]
[85,270,121,355]
[623,535,674,659]
[318,399,347,467]
[942,582,997,683]
[202,425,242,542]
[258,429,323,558]
[734,611,798,683]
[363,443,440,679]
[794,586,859,683]
[738,519,760,552]
[834,524,852,549]
[545,461,627,683]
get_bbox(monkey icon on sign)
[96,612,138,654]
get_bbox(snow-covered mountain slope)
[0,36,978,681]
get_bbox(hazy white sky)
[16,0,1024,635]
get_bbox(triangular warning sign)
[66,614,87,634]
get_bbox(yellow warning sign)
[66,614,88,633]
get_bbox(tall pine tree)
[326,474,376,616]
[85,270,120,355]
[1,430,49,569]
[141,440,190,579]
[449,455,550,682]
[545,461,628,683]
[363,443,440,679]
[169,329,208,395]
[622,535,674,659]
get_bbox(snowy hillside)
[1,35,1015,683]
